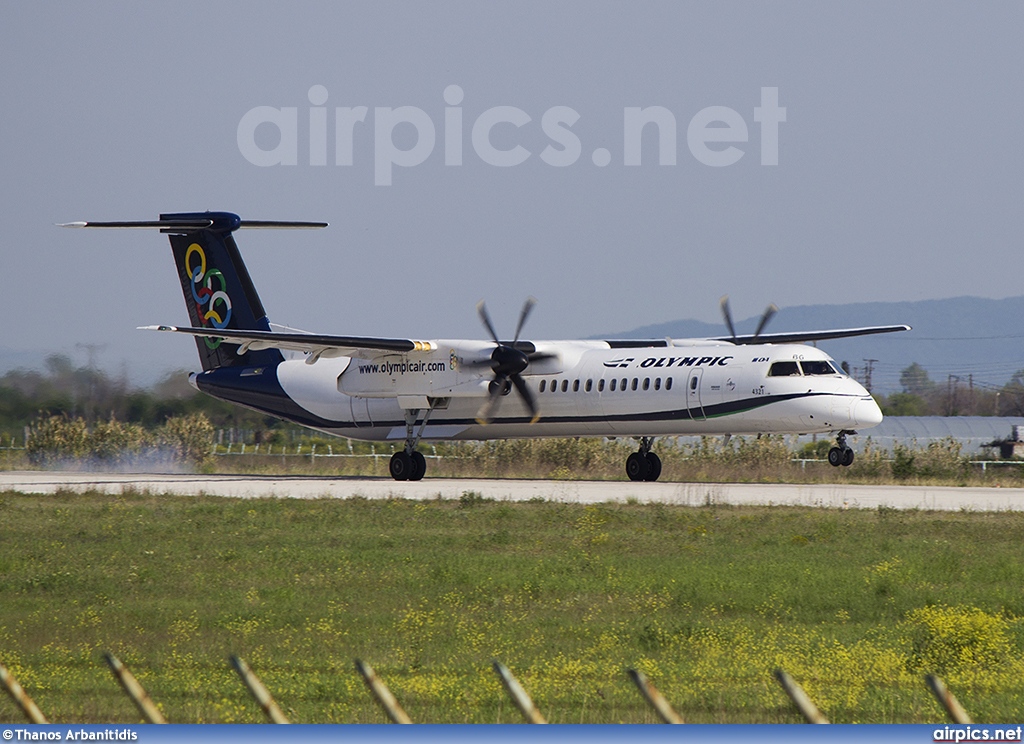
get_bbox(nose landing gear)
[827,430,855,467]
[626,437,662,481]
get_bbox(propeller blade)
[476,301,501,345]
[511,373,540,423]
[473,298,543,424]
[513,297,537,345]
[753,303,779,339]
[475,377,505,425]
[719,295,736,340]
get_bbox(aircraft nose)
[854,396,883,428]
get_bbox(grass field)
[1,489,1023,723]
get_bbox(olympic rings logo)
[184,243,233,349]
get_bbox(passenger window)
[690,376,698,391]
[654,378,661,391]
[768,361,801,377]
[800,360,837,376]
[539,380,546,393]
[631,378,638,391]
[610,379,617,392]
[561,379,568,393]
[585,379,593,392]
[572,379,580,392]
[666,377,673,390]
[621,378,627,391]
[642,378,650,391]
[598,379,605,392]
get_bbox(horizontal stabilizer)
[60,219,216,230]
[60,218,327,233]
[235,220,328,229]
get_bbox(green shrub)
[89,417,151,464]
[157,413,214,466]
[26,415,89,465]
[25,412,214,469]
[915,438,968,480]
[799,439,833,459]
[891,444,916,480]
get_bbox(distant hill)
[601,296,1024,394]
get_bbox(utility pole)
[75,342,107,423]
[947,374,961,416]
[862,359,877,394]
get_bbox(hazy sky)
[2,2,1022,383]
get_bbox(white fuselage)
[261,339,882,443]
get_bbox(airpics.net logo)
[237,85,786,186]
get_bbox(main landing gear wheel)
[626,438,662,482]
[410,451,426,481]
[390,403,439,480]
[390,451,413,480]
[390,450,428,481]
[645,452,662,481]
[626,452,650,482]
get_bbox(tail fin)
[61,211,326,372]
[163,211,283,371]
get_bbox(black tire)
[827,447,843,467]
[410,451,426,480]
[389,451,412,480]
[645,452,662,482]
[626,452,650,482]
[842,448,855,467]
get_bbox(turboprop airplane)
[62,211,910,481]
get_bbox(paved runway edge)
[2,471,1023,511]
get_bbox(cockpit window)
[767,361,801,377]
[800,360,837,376]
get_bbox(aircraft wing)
[139,325,434,357]
[603,324,912,348]
[713,324,912,345]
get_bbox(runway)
[2,471,1023,511]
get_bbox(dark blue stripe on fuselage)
[193,364,340,428]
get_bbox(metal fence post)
[773,669,829,723]
[926,674,972,724]
[103,652,167,723]
[492,660,546,724]
[229,655,290,723]
[355,659,412,723]
[0,660,48,723]
[627,668,683,723]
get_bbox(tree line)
[874,363,1024,417]
[0,354,287,443]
